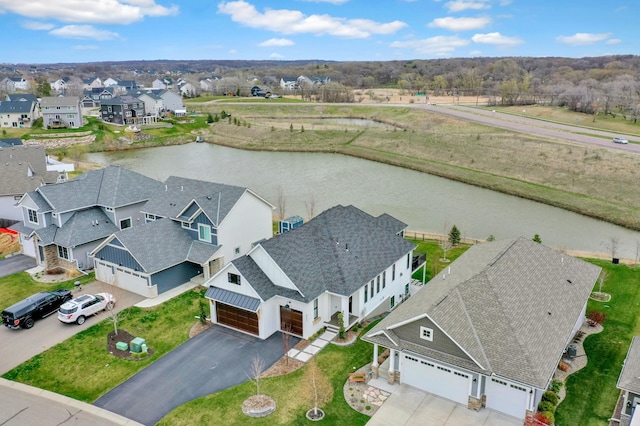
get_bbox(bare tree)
[304,196,316,221]
[439,222,452,262]
[99,274,128,336]
[282,325,292,366]
[304,359,333,418]
[276,186,286,220]
[247,355,266,396]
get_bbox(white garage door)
[21,235,36,258]
[95,262,149,297]
[402,354,470,405]
[485,377,529,419]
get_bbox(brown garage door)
[280,306,303,336]
[216,302,259,335]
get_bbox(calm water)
[88,143,640,259]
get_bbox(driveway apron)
[0,254,36,278]
[94,326,295,426]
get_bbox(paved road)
[0,281,145,374]
[0,254,36,279]
[417,103,640,153]
[95,326,296,426]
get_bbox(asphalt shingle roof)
[240,205,415,303]
[35,208,118,247]
[0,145,59,196]
[365,237,601,389]
[618,336,640,394]
[0,100,34,113]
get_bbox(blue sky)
[0,0,636,64]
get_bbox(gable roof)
[0,145,59,196]
[242,205,415,302]
[618,336,640,394]
[0,100,34,114]
[35,207,118,247]
[0,138,22,148]
[40,96,79,107]
[142,176,250,226]
[365,237,601,389]
[6,94,38,103]
[31,165,161,213]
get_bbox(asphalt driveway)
[94,326,296,426]
[0,254,36,278]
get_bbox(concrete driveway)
[94,326,296,426]
[367,385,521,426]
[0,281,145,374]
[0,254,36,278]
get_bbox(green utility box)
[130,337,146,353]
[116,341,128,351]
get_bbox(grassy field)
[0,272,95,311]
[187,103,640,230]
[1,287,205,402]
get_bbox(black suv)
[2,289,72,329]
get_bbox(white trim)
[420,326,434,341]
[119,216,132,230]
[381,330,399,346]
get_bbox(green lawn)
[2,287,206,402]
[410,239,471,282]
[0,272,95,311]
[556,261,640,425]
[158,323,375,426]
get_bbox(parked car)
[613,137,629,144]
[2,289,72,329]
[58,293,116,325]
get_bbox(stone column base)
[468,396,482,411]
[387,371,395,384]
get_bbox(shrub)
[550,380,563,393]
[539,411,555,425]
[558,361,570,372]
[541,390,559,406]
[587,311,606,325]
[538,400,555,413]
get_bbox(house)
[617,336,640,425]
[91,176,274,298]
[250,86,271,97]
[204,205,417,340]
[152,78,173,90]
[0,98,40,128]
[100,96,145,125]
[280,77,298,90]
[49,77,71,93]
[157,89,183,113]
[102,77,120,87]
[40,96,83,129]
[10,165,162,272]
[132,91,163,116]
[199,76,221,92]
[2,77,30,92]
[363,237,601,420]
[82,77,103,90]
[179,82,198,98]
[81,87,115,108]
[0,145,62,222]
[6,93,38,104]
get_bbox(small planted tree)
[533,234,542,244]
[247,355,266,396]
[448,225,461,246]
[337,312,346,339]
[304,359,333,421]
[486,234,495,242]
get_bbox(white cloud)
[445,0,490,13]
[269,52,285,58]
[217,1,407,38]
[258,38,294,47]
[49,25,120,40]
[556,32,613,46]
[390,35,469,56]
[0,0,178,25]
[429,16,491,31]
[73,44,98,50]
[472,32,522,46]
[606,38,621,45]
[22,20,54,30]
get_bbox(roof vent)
[567,279,572,284]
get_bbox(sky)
[0,0,636,64]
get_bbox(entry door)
[348,296,353,314]
[280,306,303,336]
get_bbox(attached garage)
[401,354,470,405]
[95,261,150,296]
[206,287,261,336]
[485,377,529,419]
[21,235,36,258]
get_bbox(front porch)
[326,311,360,332]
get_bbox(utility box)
[567,344,577,358]
[130,337,146,353]
[116,341,128,351]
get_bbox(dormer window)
[198,223,212,243]
[420,326,433,342]
[27,208,38,224]
[181,221,190,229]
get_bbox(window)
[228,273,241,285]
[364,284,368,302]
[234,246,241,255]
[57,246,69,260]
[107,106,112,113]
[420,326,433,342]
[390,295,395,308]
[407,253,411,269]
[382,271,386,288]
[370,281,374,298]
[313,299,319,319]
[120,218,132,229]
[198,224,211,242]
[392,264,396,280]
[145,213,156,222]
[105,207,114,212]
[405,283,409,294]
[181,221,190,229]
[27,208,38,224]
[376,276,380,293]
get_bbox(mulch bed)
[107,329,154,360]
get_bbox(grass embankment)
[556,261,640,426]
[2,287,206,402]
[0,272,95,311]
[193,103,640,231]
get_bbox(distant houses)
[0,94,40,128]
[40,96,83,129]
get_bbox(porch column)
[341,297,349,329]
[372,344,379,378]
[388,348,396,384]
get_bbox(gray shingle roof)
[365,237,601,389]
[107,218,219,274]
[232,255,302,302]
[34,165,162,213]
[142,176,247,225]
[0,145,59,196]
[35,208,118,247]
[6,94,38,103]
[0,138,22,148]
[251,205,415,302]
[40,96,79,107]
[0,100,34,113]
[618,336,640,394]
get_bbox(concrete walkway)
[0,378,141,426]
[287,329,337,362]
[366,384,521,426]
